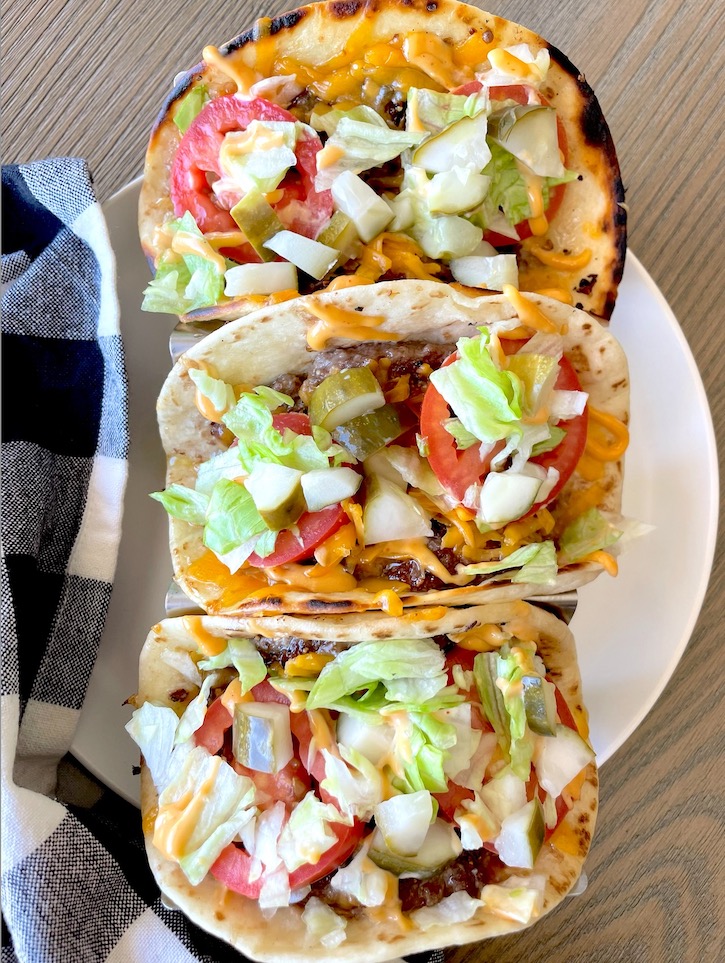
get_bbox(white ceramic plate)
[71,179,718,806]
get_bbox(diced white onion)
[225,261,298,296]
[450,254,519,290]
[263,231,339,280]
[331,171,394,243]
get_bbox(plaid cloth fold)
[0,160,444,963]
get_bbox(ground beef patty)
[398,849,507,912]
[242,635,347,666]
[288,340,455,405]
[306,847,507,916]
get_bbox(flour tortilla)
[157,281,629,615]
[139,0,625,321]
[136,601,598,962]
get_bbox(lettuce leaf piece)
[494,648,534,780]
[188,368,236,419]
[203,479,268,557]
[481,141,532,229]
[173,84,209,134]
[320,745,385,820]
[219,120,299,194]
[278,791,349,872]
[222,388,330,475]
[530,425,566,456]
[141,212,226,314]
[314,106,424,190]
[150,484,209,525]
[475,141,578,232]
[458,541,557,585]
[158,746,257,885]
[125,702,188,792]
[407,87,489,134]
[558,507,623,565]
[301,897,348,948]
[175,673,218,744]
[198,637,267,694]
[195,447,246,497]
[306,638,448,710]
[430,329,523,445]
[443,417,480,450]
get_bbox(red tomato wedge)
[194,696,232,755]
[419,353,503,503]
[271,412,312,436]
[420,341,587,513]
[247,503,347,567]
[210,819,364,896]
[170,95,332,261]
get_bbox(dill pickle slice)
[245,463,305,531]
[521,675,558,736]
[332,403,403,460]
[230,190,284,261]
[309,367,385,431]
[316,210,360,260]
[232,702,293,774]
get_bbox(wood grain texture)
[3,1,723,961]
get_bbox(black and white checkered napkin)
[0,159,444,963]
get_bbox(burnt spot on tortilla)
[576,274,599,296]
[132,765,141,776]
[223,7,309,53]
[427,1,438,10]
[169,688,189,703]
[305,598,357,611]
[329,0,365,17]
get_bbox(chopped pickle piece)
[244,463,305,531]
[412,112,490,174]
[488,105,565,178]
[369,819,462,877]
[230,190,284,261]
[331,404,403,461]
[309,367,386,431]
[232,701,294,773]
[316,210,360,260]
[521,675,557,736]
[264,231,340,280]
[495,798,545,869]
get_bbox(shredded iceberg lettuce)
[430,330,523,445]
[141,212,226,315]
[558,507,623,565]
[155,747,256,885]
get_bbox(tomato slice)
[247,503,347,567]
[420,353,503,503]
[210,818,364,896]
[170,95,332,260]
[420,342,587,513]
[272,412,312,436]
[194,696,232,755]
[528,356,587,510]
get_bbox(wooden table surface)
[4,1,723,961]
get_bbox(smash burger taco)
[152,281,630,616]
[126,602,597,961]
[138,0,626,323]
